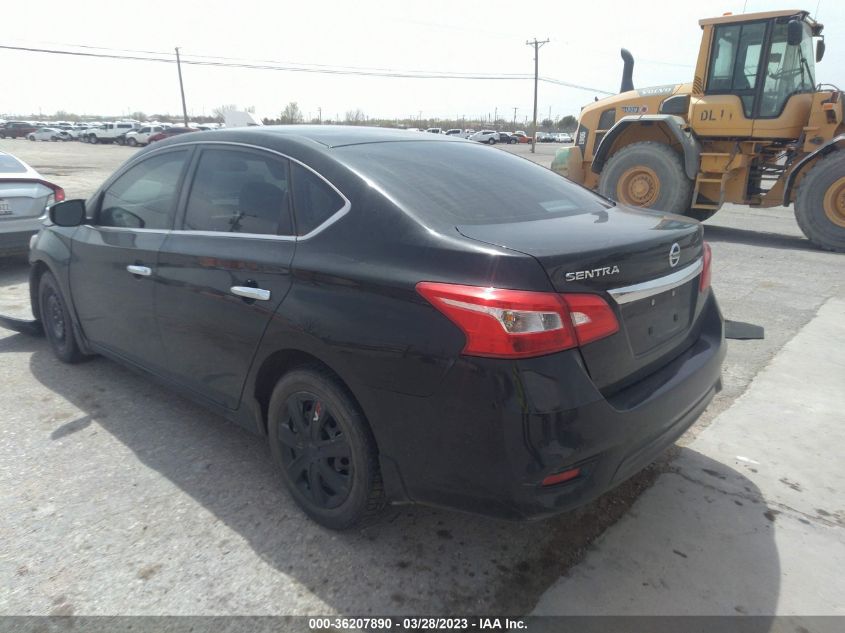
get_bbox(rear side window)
[291,163,346,235]
[99,150,189,229]
[0,154,26,173]
[183,148,293,236]
[336,141,609,225]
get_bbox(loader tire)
[794,152,845,253]
[599,142,693,214]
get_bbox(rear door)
[69,148,192,369]
[154,145,297,409]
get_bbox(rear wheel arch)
[784,136,845,206]
[253,349,373,440]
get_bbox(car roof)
[163,125,465,149]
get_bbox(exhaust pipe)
[620,48,634,93]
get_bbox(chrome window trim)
[170,229,296,242]
[113,140,351,241]
[608,258,703,305]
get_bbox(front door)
[154,145,297,409]
[69,148,192,369]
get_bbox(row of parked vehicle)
[0,120,213,146]
[417,127,573,145]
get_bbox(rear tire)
[794,152,845,253]
[268,366,385,529]
[39,272,86,364]
[599,141,693,213]
[89,135,98,144]
[28,135,35,141]
[127,137,137,147]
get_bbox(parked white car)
[124,125,165,146]
[0,151,64,257]
[425,127,443,134]
[555,132,573,143]
[27,127,67,142]
[469,130,499,144]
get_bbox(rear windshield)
[337,141,610,225]
[0,154,27,173]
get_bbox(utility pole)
[526,38,549,153]
[512,107,518,128]
[494,106,498,124]
[318,106,322,124]
[175,47,189,126]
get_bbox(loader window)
[759,21,816,118]
[706,22,765,117]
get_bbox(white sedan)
[0,152,64,257]
[27,127,68,142]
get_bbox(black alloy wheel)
[268,367,385,529]
[277,392,353,509]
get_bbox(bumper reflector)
[542,467,581,487]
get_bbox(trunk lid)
[456,206,707,393]
[0,181,52,220]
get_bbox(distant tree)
[541,118,554,129]
[309,117,322,124]
[280,102,303,124]
[558,115,577,131]
[130,111,147,122]
[345,108,366,125]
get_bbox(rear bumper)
[0,224,40,256]
[368,291,725,519]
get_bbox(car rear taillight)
[700,241,712,293]
[38,180,65,203]
[416,282,619,359]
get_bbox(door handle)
[126,265,152,277]
[230,286,271,301]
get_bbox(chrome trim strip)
[169,229,296,241]
[116,140,351,241]
[608,258,703,305]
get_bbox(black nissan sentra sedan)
[24,126,724,529]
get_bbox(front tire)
[794,152,845,253]
[39,272,86,364]
[268,367,385,529]
[599,141,693,213]
[89,135,98,144]
[127,137,137,147]
[28,135,35,141]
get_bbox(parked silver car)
[0,152,64,256]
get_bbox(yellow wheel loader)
[551,9,845,252]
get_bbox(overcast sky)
[1,0,842,123]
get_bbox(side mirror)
[48,199,86,227]
[816,39,826,62]
[787,19,803,46]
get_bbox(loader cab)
[692,10,822,139]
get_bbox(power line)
[0,42,531,80]
[0,42,615,94]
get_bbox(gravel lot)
[0,137,842,616]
